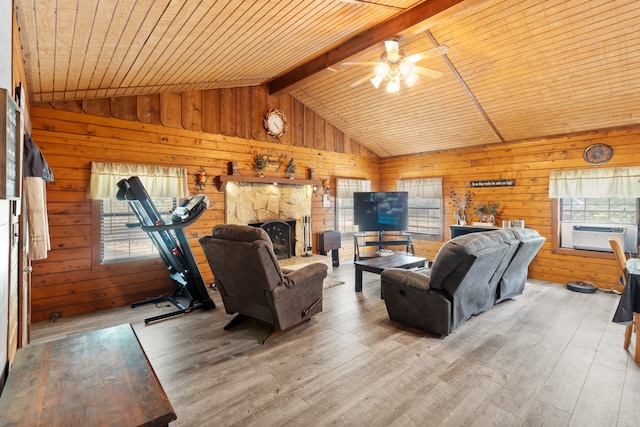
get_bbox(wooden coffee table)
[0,323,176,427]
[354,253,427,296]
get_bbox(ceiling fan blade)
[349,72,376,88]
[413,66,443,79]
[341,61,382,66]
[406,45,450,63]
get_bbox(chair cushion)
[210,223,271,245]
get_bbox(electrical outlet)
[48,312,61,322]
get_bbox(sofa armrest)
[282,262,328,288]
[381,268,431,291]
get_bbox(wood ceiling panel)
[15,0,640,157]
[17,0,409,101]
[428,0,640,142]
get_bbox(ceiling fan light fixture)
[374,62,390,78]
[405,73,419,87]
[370,75,384,89]
[384,39,399,63]
[399,61,414,80]
[386,78,401,93]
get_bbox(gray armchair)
[199,224,327,343]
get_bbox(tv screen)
[354,192,409,231]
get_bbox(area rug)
[323,278,345,289]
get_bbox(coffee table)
[354,253,427,296]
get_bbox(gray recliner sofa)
[381,228,545,336]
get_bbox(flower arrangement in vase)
[474,202,500,224]
[449,187,474,225]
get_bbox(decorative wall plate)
[583,143,613,165]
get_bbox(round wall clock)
[583,143,613,165]
[263,109,288,138]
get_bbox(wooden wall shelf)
[216,175,322,191]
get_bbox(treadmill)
[116,176,215,323]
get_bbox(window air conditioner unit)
[572,225,626,252]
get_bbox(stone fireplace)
[224,182,313,257]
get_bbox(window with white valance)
[89,161,189,199]
[397,178,443,237]
[549,167,640,254]
[90,162,189,264]
[549,166,640,198]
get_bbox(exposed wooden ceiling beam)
[268,0,466,95]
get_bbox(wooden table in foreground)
[354,253,427,296]
[0,323,176,427]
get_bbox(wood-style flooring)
[31,264,640,426]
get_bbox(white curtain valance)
[89,162,190,199]
[549,167,640,198]
[336,178,371,199]
[397,178,443,199]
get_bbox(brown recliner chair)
[199,224,327,343]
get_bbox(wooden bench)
[0,323,176,427]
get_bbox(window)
[560,197,637,224]
[549,167,640,254]
[100,198,177,263]
[89,162,189,266]
[336,178,370,233]
[398,178,443,238]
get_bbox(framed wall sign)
[470,179,515,188]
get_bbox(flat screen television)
[354,191,409,231]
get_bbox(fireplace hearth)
[250,220,296,260]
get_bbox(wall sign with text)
[470,179,515,188]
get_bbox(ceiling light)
[375,39,418,94]
[370,75,384,89]
[342,40,448,92]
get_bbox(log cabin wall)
[28,87,380,322]
[380,127,640,289]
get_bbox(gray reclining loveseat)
[380,228,545,336]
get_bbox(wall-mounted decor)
[263,109,288,138]
[194,167,208,190]
[470,179,515,188]
[0,88,22,199]
[583,143,613,165]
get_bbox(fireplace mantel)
[215,175,321,191]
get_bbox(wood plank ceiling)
[15,0,640,157]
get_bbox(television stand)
[353,231,414,261]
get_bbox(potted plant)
[474,202,500,224]
[254,154,267,176]
[285,158,296,178]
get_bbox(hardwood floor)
[31,264,639,426]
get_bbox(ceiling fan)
[342,38,449,93]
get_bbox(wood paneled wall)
[29,82,640,322]
[28,88,380,322]
[381,127,640,289]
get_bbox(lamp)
[368,39,419,94]
[194,167,208,190]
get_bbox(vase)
[454,210,467,226]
